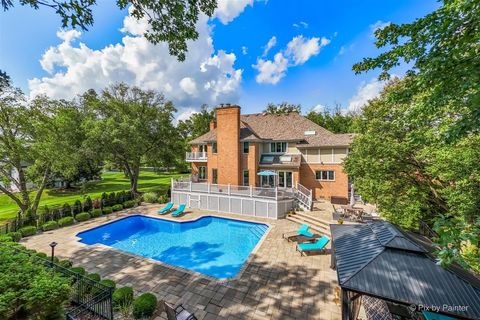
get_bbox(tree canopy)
[1,0,218,61]
[305,105,359,134]
[263,102,301,115]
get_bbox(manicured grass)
[0,171,185,223]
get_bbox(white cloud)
[370,20,391,37]
[347,78,386,112]
[253,52,288,84]
[338,46,346,56]
[312,104,326,113]
[293,21,308,29]
[253,35,330,84]
[29,11,243,118]
[241,46,248,55]
[214,0,253,24]
[175,108,199,124]
[262,36,277,56]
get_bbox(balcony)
[186,152,207,162]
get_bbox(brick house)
[186,104,353,202]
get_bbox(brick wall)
[299,163,348,200]
[216,106,241,185]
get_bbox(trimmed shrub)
[35,252,48,259]
[102,206,113,214]
[142,192,158,203]
[42,221,59,231]
[7,232,22,242]
[62,203,72,216]
[58,260,73,268]
[73,199,82,215]
[100,279,116,289]
[90,209,102,218]
[19,226,37,237]
[108,192,116,206]
[132,293,157,319]
[75,212,90,222]
[58,216,74,227]
[116,190,126,204]
[113,287,134,308]
[101,192,108,207]
[87,273,101,282]
[157,195,168,204]
[123,200,136,209]
[112,204,123,212]
[70,267,86,275]
[83,196,93,212]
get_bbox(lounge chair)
[158,202,174,214]
[164,301,197,320]
[296,235,330,255]
[283,223,315,242]
[171,204,186,217]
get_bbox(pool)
[77,215,268,279]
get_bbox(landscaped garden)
[0,170,184,223]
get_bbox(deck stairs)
[286,211,331,235]
[293,183,313,211]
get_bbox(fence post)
[250,185,253,197]
[207,183,211,194]
[228,184,231,196]
[189,181,192,192]
[275,187,278,200]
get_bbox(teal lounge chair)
[171,204,186,217]
[158,202,174,214]
[296,235,330,255]
[283,223,315,241]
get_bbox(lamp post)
[49,241,58,264]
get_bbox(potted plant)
[338,218,344,225]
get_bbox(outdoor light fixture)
[49,241,58,263]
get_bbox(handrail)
[295,182,313,211]
[185,152,207,161]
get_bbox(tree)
[83,83,178,194]
[1,0,217,61]
[263,102,301,115]
[177,104,214,141]
[305,105,358,133]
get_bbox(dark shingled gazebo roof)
[330,221,480,320]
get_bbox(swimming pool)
[77,215,268,279]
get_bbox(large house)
[186,104,353,202]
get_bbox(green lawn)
[0,171,185,223]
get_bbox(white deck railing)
[185,152,207,161]
[296,182,313,210]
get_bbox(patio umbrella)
[350,184,356,206]
[257,170,277,176]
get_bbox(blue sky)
[0,0,439,117]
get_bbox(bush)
[113,287,134,308]
[87,273,101,282]
[90,208,102,218]
[73,199,82,215]
[41,221,59,231]
[70,267,86,275]
[102,206,113,214]
[7,232,22,242]
[132,293,157,319]
[83,196,93,212]
[108,192,117,206]
[100,279,116,289]
[19,226,37,237]
[112,204,123,212]
[58,216,74,227]
[75,212,90,222]
[0,234,14,243]
[35,252,48,259]
[157,195,168,204]
[123,200,136,209]
[142,192,158,203]
[93,198,102,209]
[101,192,108,207]
[62,203,72,215]
[58,260,73,268]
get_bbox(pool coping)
[75,211,273,284]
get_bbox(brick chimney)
[216,104,241,185]
[209,120,216,130]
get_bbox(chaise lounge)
[171,204,186,217]
[283,224,318,242]
[164,301,197,320]
[296,235,330,255]
[158,202,174,214]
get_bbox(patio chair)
[158,202,174,214]
[164,301,197,320]
[283,223,315,241]
[296,235,330,256]
[171,204,186,217]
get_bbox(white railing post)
[207,182,211,194]
[189,181,192,192]
[275,187,278,200]
[171,178,174,190]
[250,185,253,197]
[228,184,231,195]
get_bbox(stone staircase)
[286,211,331,235]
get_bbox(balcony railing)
[186,152,207,161]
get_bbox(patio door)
[278,171,293,188]
[261,175,275,187]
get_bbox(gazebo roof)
[330,221,480,319]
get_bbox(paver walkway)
[21,205,341,320]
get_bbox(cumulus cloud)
[29,12,243,119]
[311,104,326,113]
[241,46,248,55]
[253,35,330,84]
[176,108,199,124]
[262,36,277,56]
[370,20,391,37]
[347,78,386,112]
[293,21,308,29]
[214,0,253,24]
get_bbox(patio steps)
[286,212,331,235]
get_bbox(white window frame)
[198,166,207,180]
[315,170,335,181]
[269,142,287,153]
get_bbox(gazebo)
[330,221,480,320]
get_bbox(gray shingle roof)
[330,221,480,319]
[189,113,353,146]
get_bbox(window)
[243,170,249,186]
[260,155,274,164]
[243,142,249,154]
[212,142,217,153]
[199,166,207,180]
[315,170,335,181]
[270,142,287,153]
[199,144,207,153]
[212,168,218,184]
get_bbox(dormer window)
[270,142,287,153]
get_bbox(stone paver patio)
[21,205,341,320]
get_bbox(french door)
[278,171,293,188]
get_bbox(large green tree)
[1,0,217,61]
[305,105,358,133]
[83,84,179,194]
[263,102,301,115]
[177,104,214,141]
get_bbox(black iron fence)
[2,243,113,320]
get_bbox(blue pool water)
[77,215,268,279]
